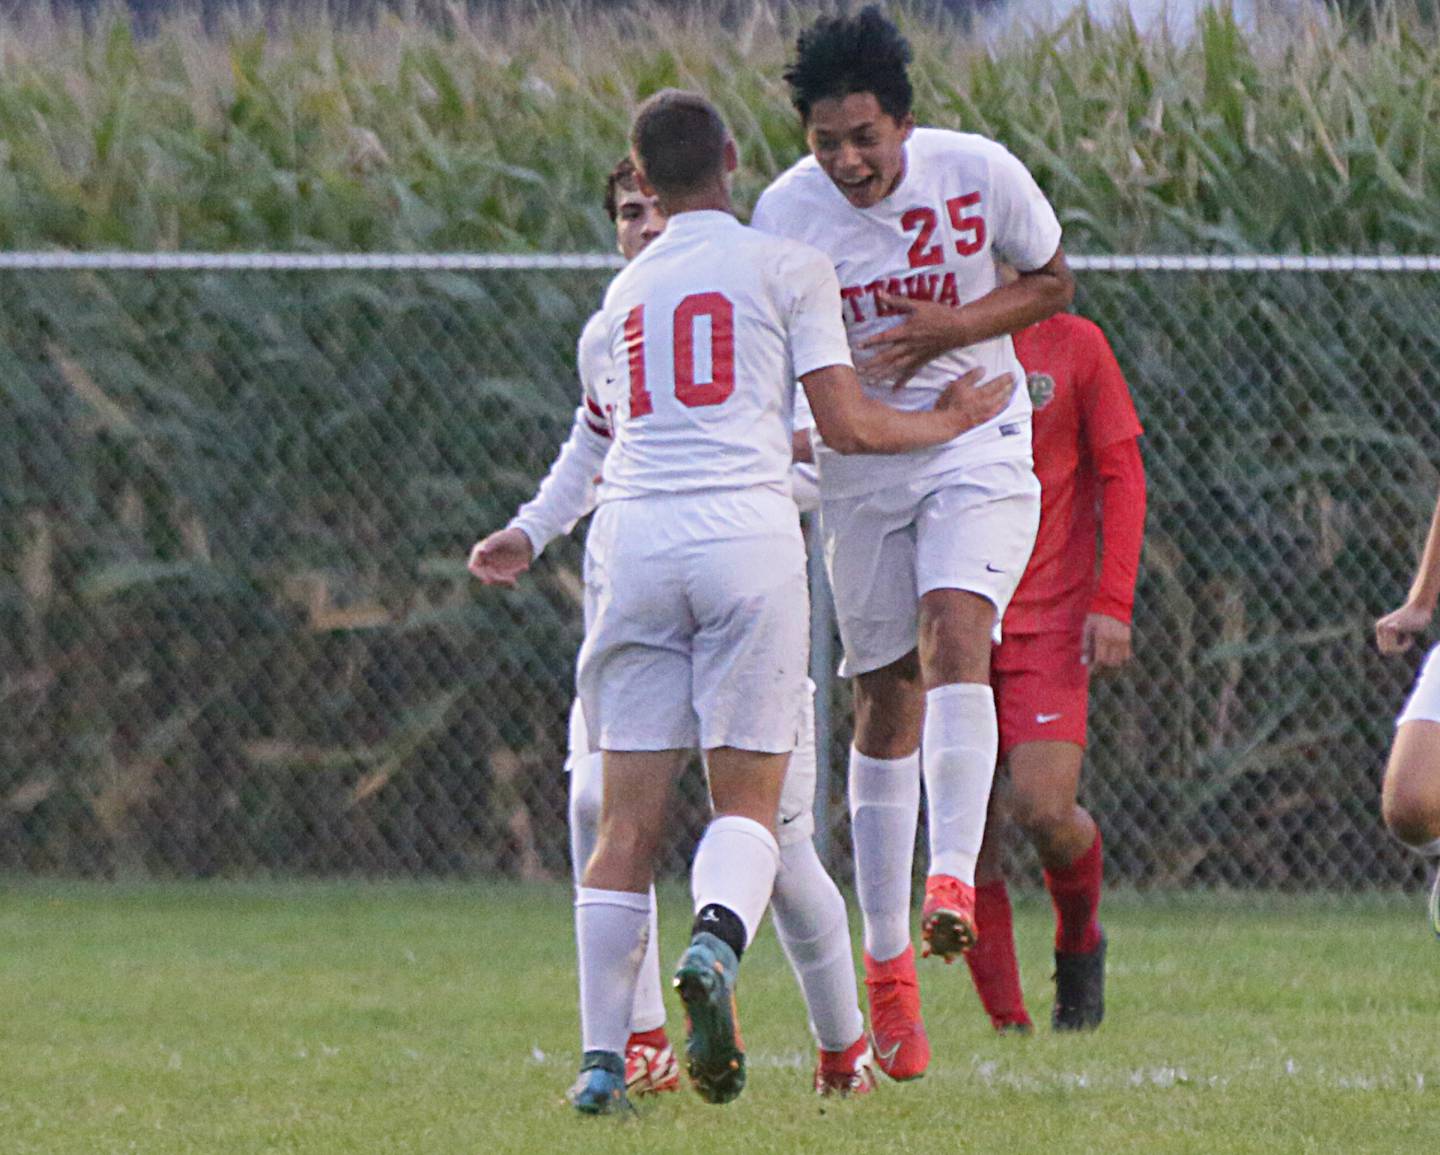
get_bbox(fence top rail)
[1,251,1440,274]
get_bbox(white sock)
[629,898,665,1034]
[771,837,866,1052]
[848,746,921,961]
[574,887,650,1056]
[922,683,999,885]
[569,755,665,1035]
[691,815,779,947]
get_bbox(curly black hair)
[782,6,914,123]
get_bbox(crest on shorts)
[1027,371,1056,410]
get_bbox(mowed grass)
[1,882,1437,1153]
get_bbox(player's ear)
[898,111,916,140]
[632,153,659,199]
[722,137,739,175]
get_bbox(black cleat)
[1052,930,1106,1031]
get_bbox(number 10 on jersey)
[624,292,736,417]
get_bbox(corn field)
[2,252,1437,889]
[0,4,1437,255]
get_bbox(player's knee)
[853,653,922,754]
[1008,788,1071,842]
[1382,788,1440,849]
[593,810,660,868]
[918,594,994,685]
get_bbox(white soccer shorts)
[566,679,820,848]
[577,488,809,753]
[821,458,1041,677]
[1398,644,1440,726]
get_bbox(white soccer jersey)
[506,311,612,555]
[752,128,1063,498]
[594,210,853,502]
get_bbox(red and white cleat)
[814,1034,877,1098]
[921,874,977,963]
[624,1028,680,1096]
[863,945,930,1081]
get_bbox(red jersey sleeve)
[1090,438,1146,623]
[1079,321,1144,451]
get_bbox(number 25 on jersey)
[624,291,736,417]
[901,194,986,270]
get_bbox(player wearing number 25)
[751,6,1073,1082]
[565,88,1015,1113]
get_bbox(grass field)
[1,881,1437,1153]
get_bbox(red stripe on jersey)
[624,304,652,418]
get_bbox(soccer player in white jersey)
[555,89,1015,1114]
[751,7,1075,1081]
[469,157,877,1100]
[1375,482,1440,938]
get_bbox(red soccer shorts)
[992,629,1090,757]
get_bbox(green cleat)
[567,1050,634,1116]
[673,932,746,1104]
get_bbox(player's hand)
[935,368,1015,433]
[857,293,968,388]
[1082,613,1132,669]
[1376,602,1433,655]
[467,528,534,588]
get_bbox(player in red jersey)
[963,305,1146,1032]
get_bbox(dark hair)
[603,155,640,222]
[628,89,729,199]
[783,5,914,123]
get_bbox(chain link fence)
[2,253,1437,889]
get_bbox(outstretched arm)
[468,404,609,587]
[1377,488,1440,654]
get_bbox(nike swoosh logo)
[985,563,1004,573]
[779,811,802,826]
[1036,713,1062,724]
[875,1040,902,1064]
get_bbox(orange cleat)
[863,945,930,1081]
[814,1034,877,1098]
[921,874,977,963]
[624,1027,680,1095]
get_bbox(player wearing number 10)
[566,88,1017,1113]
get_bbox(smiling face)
[614,184,666,261]
[805,91,914,210]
